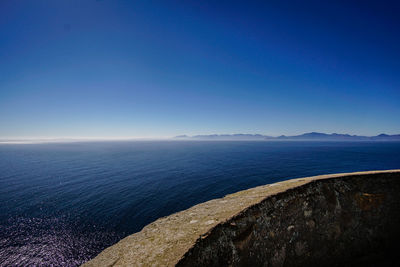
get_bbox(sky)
[1,0,399,139]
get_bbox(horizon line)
[1,131,399,144]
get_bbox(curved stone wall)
[82,170,400,267]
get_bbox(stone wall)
[83,170,400,267]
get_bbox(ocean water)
[0,141,399,266]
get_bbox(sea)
[0,141,399,266]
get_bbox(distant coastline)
[1,132,400,144]
[174,132,400,141]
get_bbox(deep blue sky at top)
[0,0,399,138]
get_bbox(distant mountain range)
[174,132,400,141]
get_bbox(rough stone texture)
[82,170,400,267]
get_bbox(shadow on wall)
[178,172,400,267]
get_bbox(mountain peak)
[174,132,400,141]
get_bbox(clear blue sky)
[1,0,399,139]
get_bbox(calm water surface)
[1,141,399,266]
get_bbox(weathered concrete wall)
[83,170,400,267]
